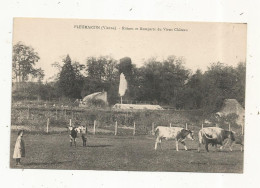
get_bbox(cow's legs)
[227,141,233,151]
[154,137,159,150]
[70,135,73,147]
[176,140,179,151]
[219,141,224,151]
[180,141,188,151]
[213,144,218,152]
[155,137,162,150]
[159,139,162,150]
[72,138,76,147]
[198,142,201,152]
[205,142,209,152]
[82,137,87,147]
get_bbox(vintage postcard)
[11,18,246,173]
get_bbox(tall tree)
[160,56,190,107]
[136,56,189,106]
[12,42,42,83]
[83,56,119,104]
[86,56,106,80]
[58,55,82,98]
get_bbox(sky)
[13,18,247,81]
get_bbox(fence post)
[133,121,136,136]
[70,119,72,127]
[152,122,155,135]
[94,120,96,135]
[229,123,231,131]
[47,118,49,133]
[27,106,30,119]
[115,121,118,136]
[186,123,188,129]
[56,108,58,120]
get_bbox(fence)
[11,105,243,135]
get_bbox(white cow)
[154,126,194,151]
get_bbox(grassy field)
[10,131,243,173]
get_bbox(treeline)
[12,42,246,113]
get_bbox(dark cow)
[154,126,194,151]
[223,132,244,151]
[78,125,88,147]
[68,127,80,147]
[198,127,235,152]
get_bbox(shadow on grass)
[86,144,113,148]
[11,160,74,168]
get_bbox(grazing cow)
[223,132,244,151]
[198,127,235,152]
[68,127,81,147]
[154,126,194,151]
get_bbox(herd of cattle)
[67,125,244,152]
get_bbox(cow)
[78,125,88,147]
[154,126,194,151]
[68,126,81,147]
[198,127,235,152]
[223,132,244,151]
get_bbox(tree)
[58,55,82,98]
[160,56,190,107]
[137,58,162,103]
[136,56,189,107]
[12,42,42,83]
[197,62,246,113]
[180,69,203,109]
[82,56,119,104]
[86,56,106,80]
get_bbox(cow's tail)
[201,130,216,140]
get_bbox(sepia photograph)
[10,18,246,173]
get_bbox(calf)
[198,127,235,152]
[154,126,194,151]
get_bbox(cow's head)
[224,130,236,142]
[229,131,236,142]
[184,129,194,140]
[188,130,195,140]
[67,126,73,131]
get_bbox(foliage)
[58,55,83,99]
[82,56,119,103]
[86,98,107,107]
[12,42,44,82]
[12,42,246,112]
